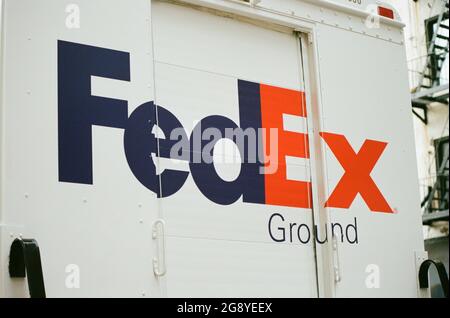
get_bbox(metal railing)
[408,53,449,91]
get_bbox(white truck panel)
[166,237,318,297]
[153,1,304,90]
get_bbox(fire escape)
[411,0,449,225]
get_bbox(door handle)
[9,238,46,298]
[152,219,167,277]
[419,259,448,298]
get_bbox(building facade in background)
[386,0,449,297]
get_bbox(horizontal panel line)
[166,233,315,247]
[154,59,302,91]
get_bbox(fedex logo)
[58,40,393,213]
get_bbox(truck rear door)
[151,2,318,297]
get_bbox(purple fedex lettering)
[57,41,265,204]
